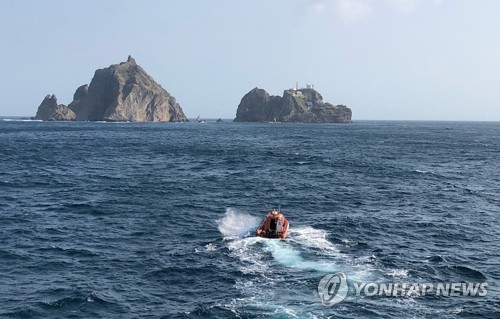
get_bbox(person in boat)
[257,209,289,239]
[276,217,283,233]
[267,217,277,236]
[265,211,283,236]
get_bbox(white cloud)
[309,2,329,15]
[335,0,373,24]
[384,0,422,14]
[384,0,443,14]
[306,0,442,25]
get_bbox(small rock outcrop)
[234,86,352,123]
[34,95,76,121]
[35,56,188,122]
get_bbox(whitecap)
[387,268,409,278]
[217,208,260,239]
[415,169,429,174]
[289,226,340,256]
[205,243,217,252]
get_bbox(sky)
[1,0,499,120]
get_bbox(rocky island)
[34,94,76,121]
[34,56,187,122]
[234,85,352,123]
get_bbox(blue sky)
[1,0,499,120]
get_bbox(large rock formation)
[34,95,76,121]
[234,87,352,123]
[35,56,188,122]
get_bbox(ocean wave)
[1,308,42,319]
[439,265,487,281]
[425,255,445,263]
[2,121,499,318]
[217,208,260,239]
[39,291,119,312]
[288,226,340,256]
[37,246,100,258]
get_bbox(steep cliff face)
[234,87,352,123]
[234,88,282,122]
[67,84,89,114]
[34,95,76,121]
[68,56,187,122]
[35,56,188,122]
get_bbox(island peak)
[35,57,187,122]
[234,84,352,123]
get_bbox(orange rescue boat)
[256,209,289,239]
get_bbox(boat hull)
[256,210,289,239]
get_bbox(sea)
[0,118,499,318]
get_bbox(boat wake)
[216,209,377,276]
[214,209,381,317]
[216,208,260,239]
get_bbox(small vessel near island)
[256,209,289,239]
[196,115,206,123]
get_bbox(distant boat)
[216,118,223,123]
[196,115,206,124]
[256,209,289,239]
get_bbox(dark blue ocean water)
[0,119,499,318]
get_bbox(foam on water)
[288,226,341,256]
[219,212,383,317]
[263,240,340,273]
[227,237,269,274]
[387,268,409,278]
[263,240,304,268]
[220,212,378,278]
[217,208,260,239]
[1,118,42,122]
